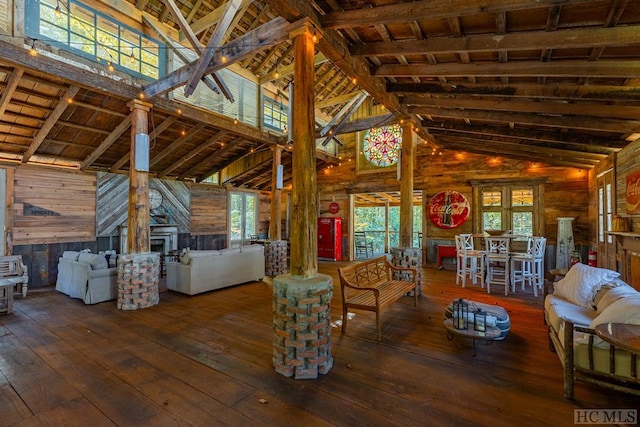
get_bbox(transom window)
[25,0,164,80]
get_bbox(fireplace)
[119,224,178,255]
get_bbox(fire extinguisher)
[588,251,597,267]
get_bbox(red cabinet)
[318,217,342,261]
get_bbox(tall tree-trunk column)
[399,122,415,248]
[273,24,333,379]
[118,99,160,311]
[265,145,288,276]
[391,122,421,295]
[127,99,152,254]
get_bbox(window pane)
[245,195,256,238]
[229,193,242,241]
[483,191,501,207]
[483,212,502,230]
[512,188,533,207]
[512,212,533,236]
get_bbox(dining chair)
[485,236,511,295]
[354,231,374,259]
[455,234,486,288]
[511,237,547,296]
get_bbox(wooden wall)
[96,173,190,236]
[318,128,591,260]
[13,165,97,245]
[190,183,227,235]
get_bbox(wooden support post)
[399,122,416,248]
[290,25,318,279]
[127,99,153,254]
[270,146,283,240]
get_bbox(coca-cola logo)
[428,190,470,229]
[627,171,640,214]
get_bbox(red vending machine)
[318,217,342,261]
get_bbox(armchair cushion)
[78,253,108,270]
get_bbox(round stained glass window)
[363,125,402,167]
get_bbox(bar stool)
[511,237,547,296]
[455,234,486,288]
[485,236,511,295]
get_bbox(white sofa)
[55,251,118,304]
[544,262,640,398]
[166,245,265,295]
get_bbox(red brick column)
[117,252,160,310]
[273,274,333,379]
[265,240,288,276]
[391,247,422,296]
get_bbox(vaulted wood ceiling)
[1,0,639,191]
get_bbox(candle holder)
[452,298,468,329]
[474,309,487,332]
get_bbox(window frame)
[471,178,546,237]
[25,0,165,80]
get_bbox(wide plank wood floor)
[1,262,639,426]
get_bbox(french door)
[597,169,615,269]
[229,191,257,247]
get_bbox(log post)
[127,99,152,254]
[270,145,283,240]
[399,121,415,248]
[290,24,317,279]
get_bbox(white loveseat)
[544,263,640,398]
[55,251,118,304]
[166,245,265,295]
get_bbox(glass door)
[597,169,615,269]
[229,191,257,247]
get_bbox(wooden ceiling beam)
[259,53,327,85]
[196,138,248,182]
[351,25,640,57]
[183,0,243,98]
[110,116,177,173]
[410,106,640,133]
[387,82,640,101]
[424,122,620,154]
[178,136,240,180]
[149,123,206,168]
[161,0,232,100]
[437,136,601,168]
[321,0,603,29]
[22,85,80,163]
[80,112,133,170]
[403,95,640,120]
[0,68,24,117]
[159,130,229,178]
[143,17,298,98]
[375,60,640,79]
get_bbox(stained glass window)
[363,125,402,167]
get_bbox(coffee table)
[444,318,501,356]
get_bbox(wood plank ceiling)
[1,0,640,193]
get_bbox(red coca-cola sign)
[626,170,640,214]
[428,190,470,229]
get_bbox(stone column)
[117,252,160,310]
[273,24,333,378]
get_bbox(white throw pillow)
[553,263,620,308]
[595,285,639,313]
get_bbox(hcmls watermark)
[575,409,638,424]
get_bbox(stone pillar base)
[117,252,160,310]
[273,274,333,379]
[265,240,288,276]
[390,247,422,295]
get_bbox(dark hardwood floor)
[1,262,638,426]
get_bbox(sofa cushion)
[553,263,620,308]
[544,294,597,333]
[585,294,640,348]
[62,251,80,261]
[78,253,108,270]
[595,284,639,313]
[180,249,221,265]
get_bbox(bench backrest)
[338,256,391,289]
[0,255,25,277]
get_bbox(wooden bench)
[0,255,29,298]
[338,255,418,341]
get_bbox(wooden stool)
[0,283,14,314]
